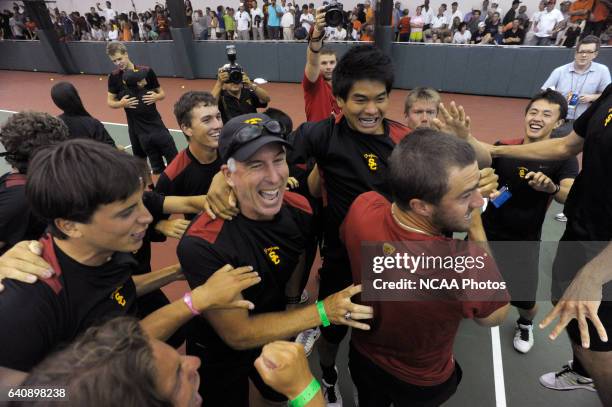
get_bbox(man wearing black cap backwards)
[106,41,178,174]
[177,113,373,407]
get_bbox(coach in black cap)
[177,113,372,406]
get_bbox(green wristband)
[289,378,321,407]
[316,300,330,327]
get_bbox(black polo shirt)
[177,192,313,364]
[0,172,46,255]
[565,83,612,241]
[482,137,578,241]
[107,65,169,136]
[0,235,138,371]
[503,28,525,44]
[218,88,268,124]
[132,190,167,275]
[287,115,410,249]
[155,148,222,221]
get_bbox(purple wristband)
[183,292,200,316]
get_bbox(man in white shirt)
[281,7,295,40]
[96,1,117,23]
[235,3,251,41]
[533,1,564,45]
[300,6,315,32]
[422,0,436,28]
[250,0,265,40]
[450,2,464,23]
[430,5,450,40]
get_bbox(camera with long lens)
[324,0,344,27]
[224,45,244,84]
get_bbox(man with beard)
[343,129,509,406]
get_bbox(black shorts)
[553,226,612,351]
[349,344,462,407]
[486,234,540,311]
[318,245,354,344]
[187,341,286,406]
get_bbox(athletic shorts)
[349,343,462,407]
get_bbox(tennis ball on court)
[99,77,103,81]
[80,71,84,74]
[33,68,37,72]
[50,78,54,81]
[181,85,185,89]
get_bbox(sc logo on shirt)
[264,246,281,265]
[605,107,612,127]
[363,153,378,171]
[110,285,127,307]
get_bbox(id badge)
[491,186,512,208]
[568,93,579,107]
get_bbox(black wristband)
[548,183,560,195]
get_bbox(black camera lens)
[325,8,344,27]
[229,70,243,84]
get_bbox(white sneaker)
[295,327,321,356]
[321,369,342,407]
[300,289,309,304]
[513,322,534,353]
[539,361,596,392]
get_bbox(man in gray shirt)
[542,35,611,136]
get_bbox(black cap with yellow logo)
[219,113,290,163]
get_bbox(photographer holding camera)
[211,46,271,124]
[302,5,343,122]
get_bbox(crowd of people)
[0,2,612,406]
[2,0,611,46]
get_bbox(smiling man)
[177,113,372,406]
[482,89,578,354]
[342,129,509,407]
[0,139,260,372]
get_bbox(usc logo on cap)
[364,153,378,171]
[518,166,528,178]
[244,117,263,125]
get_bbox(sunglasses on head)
[227,119,284,156]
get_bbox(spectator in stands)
[532,1,564,45]
[410,6,425,42]
[517,4,529,24]
[209,10,219,39]
[281,6,295,40]
[568,0,594,26]
[300,4,314,34]
[467,9,482,33]
[17,317,324,407]
[393,2,402,40]
[107,21,119,41]
[503,18,526,44]
[224,8,236,40]
[503,0,521,25]
[404,87,441,129]
[421,0,435,30]
[398,9,411,42]
[559,19,582,47]
[453,21,472,43]
[51,82,115,147]
[212,63,271,123]
[541,35,611,134]
[303,8,340,121]
[430,5,450,40]
[343,130,509,407]
[251,1,265,40]
[472,21,493,43]
[216,5,226,39]
[236,3,251,40]
[0,112,68,256]
[97,1,117,23]
[450,2,463,24]
[192,10,206,40]
[484,11,502,42]
[267,0,283,39]
[582,0,609,38]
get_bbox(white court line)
[491,326,507,407]
[0,109,182,132]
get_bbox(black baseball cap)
[122,68,148,87]
[219,113,291,163]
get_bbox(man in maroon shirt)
[342,129,509,406]
[303,7,341,122]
